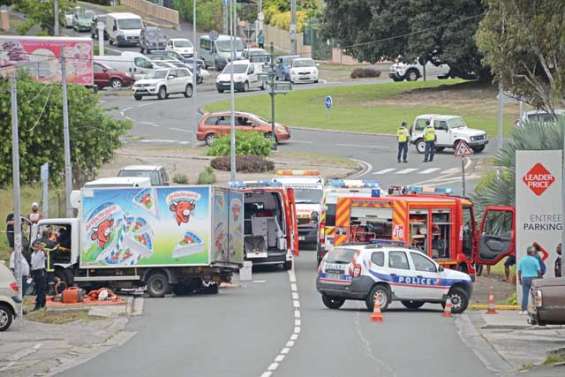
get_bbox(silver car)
[0,262,21,331]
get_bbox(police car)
[316,242,473,313]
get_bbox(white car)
[389,60,451,81]
[0,262,21,332]
[317,243,473,313]
[289,58,319,84]
[132,68,193,100]
[166,38,194,58]
[409,114,488,153]
[215,60,263,93]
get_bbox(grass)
[26,309,102,324]
[204,79,521,137]
[544,349,565,365]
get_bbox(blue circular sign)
[324,96,333,110]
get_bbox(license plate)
[247,251,267,258]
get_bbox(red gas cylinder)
[62,287,83,304]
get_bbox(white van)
[215,60,263,93]
[106,12,144,47]
[94,52,155,80]
[199,34,245,70]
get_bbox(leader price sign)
[516,151,562,290]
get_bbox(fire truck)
[318,179,382,263]
[330,186,515,276]
[230,180,299,270]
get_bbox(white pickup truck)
[389,60,451,82]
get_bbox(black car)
[139,26,167,54]
[90,15,108,40]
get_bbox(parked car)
[90,14,108,40]
[517,109,565,127]
[289,58,319,84]
[140,26,167,54]
[389,59,451,81]
[166,38,194,58]
[409,114,488,153]
[132,68,193,100]
[73,9,95,32]
[118,165,170,186]
[146,53,207,84]
[0,262,20,332]
[94,62,134,89]
[197,111,290,145]
[106,12,144,47]
[529,277,565,326]
[275,55,299,81]
[63,9,77,29]
[215,60,263,93]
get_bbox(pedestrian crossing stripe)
[373,167,444,175]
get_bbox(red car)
[93,62,134,90]
[197,111,291,145]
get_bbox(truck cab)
[230,181,299,270]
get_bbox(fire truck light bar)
[229,180,283,188]
[405,186,453,194]
[327,179,380,189]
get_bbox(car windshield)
[174,40,192,48]
[527,113,564,123]
[325,248,356,264]
[294,189,323,204]
[293,59,315,68]
[145,29,164,39]
[149,70,168,79]
[222,64,248,74]
[250,55,270,63]
[118,18,143,30]
[118,170,160,185]
[447,117,467,128]
[216,39,245,52]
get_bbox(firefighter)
[396,121,409,163]
[423,121,436,163]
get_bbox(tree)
[322,0,487,80]
[0,74,131,188]
[15,0,75,35]
[476,0,565,113]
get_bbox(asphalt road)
[58,250,496,377]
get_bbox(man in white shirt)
[30,240,48,311]
[9,250,30,296]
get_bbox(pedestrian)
[555,243,562,278]
[9,249,30,296]
[504,255,515,282]
[423,121,436,162]
[30,240,48,311]
[5,212,15,248]
[532,243,546,277]
[517,246,541,314]
[257,30,265,49]
[28,202,43,224]
[396,121,409,163]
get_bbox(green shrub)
[211,156,275,173]
[172,173,189,184]
[207,132,272,157]
[172,0,223,31]
[197,167,216,184]
[351,68,381,79]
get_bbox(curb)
[470,304,519,311]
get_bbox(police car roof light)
[405,185,452,194]
[327,179,380,189]
[229,180,283,188]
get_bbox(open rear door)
[477,206,515,265]
[286,188,300,256]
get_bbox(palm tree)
[472,120,564,214]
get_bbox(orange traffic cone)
[370,293,384,322]
[486,286,497,314]
[442,297,453,318]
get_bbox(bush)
[207,132,272,157]
[350,68,382,79]
[172,0,222,31]
[172,173,188,184]
[197,167,216,184]
[211,156,275,173]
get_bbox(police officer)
[396,121,409,163]
[423,120,436,163]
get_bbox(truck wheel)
[146,272,169,298]
[442,286,469,314]
[0,303,14,332]
[322,295,345,309]
[284,261,293,270]
[401,300,425,310]
[415,139,426,154]
[365,284,390,311]
[406,69,419,81]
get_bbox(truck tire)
[406,69,419,81]
[0,303,14,332]
[322,294,345,309]
[415,138,426,154]
[365,284,390,311]
[146,272,169,298]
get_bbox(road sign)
[267,81,292,94]
[454,141,474,157]
[324,95,333,110]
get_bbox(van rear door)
[477,206,515,265]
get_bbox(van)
[106,12,144,47]
[94,52,155,80]
[215,60,263,93]
[199,34,245,70]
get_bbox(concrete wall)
[264,24,311,57]
[331,48,363,65]
[120,0,179,27]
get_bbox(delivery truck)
[31,185,244,297]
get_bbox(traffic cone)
[442,297,453,318]
[486,286,497,314]
[370,293,384,322]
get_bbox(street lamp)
[192,0,198,145]
[229,0,237,181]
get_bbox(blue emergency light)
[405,185,452,194]
[327,179,380,189]
[368,239,406,248]
[229,180,283,188]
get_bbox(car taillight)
[9,281,19,293]
[534,289,543,307]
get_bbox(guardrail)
[119,0,179,28]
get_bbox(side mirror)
[438,265,444,272]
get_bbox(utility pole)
[53,0,59,36]
[257,0,263,44]
[290,0,297,55]
[192,0,198,145]
[229,0,236,181]
[10,71,23,318]
[61,52,73,217]
[269,42,277,150]
[497,81,504,150]
[223,0,229,34]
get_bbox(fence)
[119,0,179,27]
[264,24,311,57]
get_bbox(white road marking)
[268,363,279,371]
[294,310,301,318]
[294,326,301,334]
[253,280,267,283]
[260,372,272,377]
[290,334,298,341]
[286,341,295,347]
[290,283,297,291]
[291,140,314,144]
[295,319,301,326]
[443,167,460,174]
[139,139,177,144]
[395,168,418,174]
[291,292,299,300]
[349,158,373,178]
[169,127,193,134]
[281,348,290,354]
[373,168,396,175]
[293,300,300,308]
[418,168,441,174]
[275,355,285,362]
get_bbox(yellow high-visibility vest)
[424,126,436,142]
[397,127,409,142]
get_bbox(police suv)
[317,242,473,313]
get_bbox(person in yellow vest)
[423,121,437,162]
[396,121,409,163]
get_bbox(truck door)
[477,206,515,265]
[286,188,299,256]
